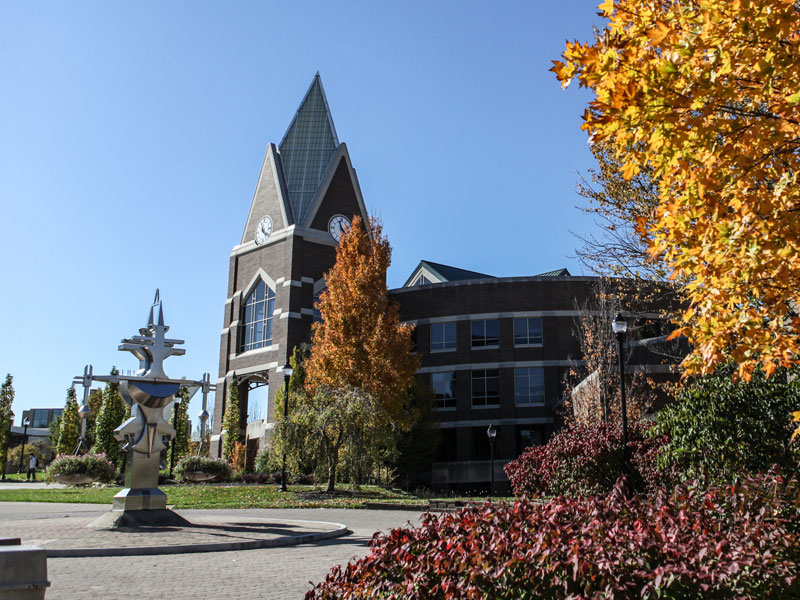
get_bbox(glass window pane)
[444,322,456,348]
[513,318,526,344]
[486,319,498,340]
[471,321,483,347]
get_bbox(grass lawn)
[0,483,434,509]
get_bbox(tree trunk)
[326,445,338,493]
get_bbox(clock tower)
[211,74,368,458]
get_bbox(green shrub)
[651,364,800,481]
[47,453,116,483]
[174,456,232,483]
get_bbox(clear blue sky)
[0,1,604,429]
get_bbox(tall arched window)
[241,279,276,352]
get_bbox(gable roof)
[403,260,495,287]
[534,268,571,277]
[402,262,572,287]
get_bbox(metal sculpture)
[74,291,216,527]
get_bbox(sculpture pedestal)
[90,445,189,529]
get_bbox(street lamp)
[612,313,629,475]
[278,360,293,492]
[17,417,30,474]
[486,423,497,497]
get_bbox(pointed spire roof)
[279,73,340,225]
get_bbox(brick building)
[210,74,675,489]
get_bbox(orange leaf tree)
[554,0,800,384]
[304,215,420,490]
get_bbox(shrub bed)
[174,456,232,483]
[307,471,800,599]
[47,453,116,483]
[504,421,672,496]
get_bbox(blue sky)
[0,1,604,428]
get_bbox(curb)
[361,502,429,511]
[46,520,350,558]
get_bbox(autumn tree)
[0,375,15,479]
[554,0,800,385]
[303,216,419,491]
[221,380,240,463]
[92,369,127,467]
[56,386,80,456]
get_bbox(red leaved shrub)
[307,471,800,599]
[504,421,673,496]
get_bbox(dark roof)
[534,268,571,277]
[403,261,573,287]
[420,260,495,282]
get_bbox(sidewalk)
[0,480,65,489]
[0,502,427,599]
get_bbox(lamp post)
[487,423,497,497]
[169,396,181,479]
[278,360,293,493]
[612,313,629,475]
[17,417,30,474]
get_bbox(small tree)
[560,279,679,426]
[92,368,126,467]
[0,374,15,477]
[167,386,190,468]
[84,387,104,450]
[392,381,440,489]
[291,386,380,492]
[221,380,240,463]
[56,386,80,456]
[271,347,321,478]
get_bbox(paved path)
[0,502,428,600]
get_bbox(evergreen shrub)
[307,471,800,599]
[504,421,672,497]
[174,456,232,483]
[47,453,116,483]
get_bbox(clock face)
[255,216,273,245]
[328,215,351,242]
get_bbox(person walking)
[26,454,37,481]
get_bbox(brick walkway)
[0,502,427,599]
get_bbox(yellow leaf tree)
[304,215,420,490]
[554,0,800,388]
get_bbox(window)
[241,279,276,352]
[472,369,499,406]
[514,367,545,405]
[471,319,499,348]
[514,317,543,345]
[412,273,432,286]
[517,426,544,453]
[431,322,457,352]
[32,409,50,428]
[432,372,457,409]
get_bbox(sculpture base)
[113,487,168,511]
[90,509,191,529]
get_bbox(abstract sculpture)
[75,291,216,528]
